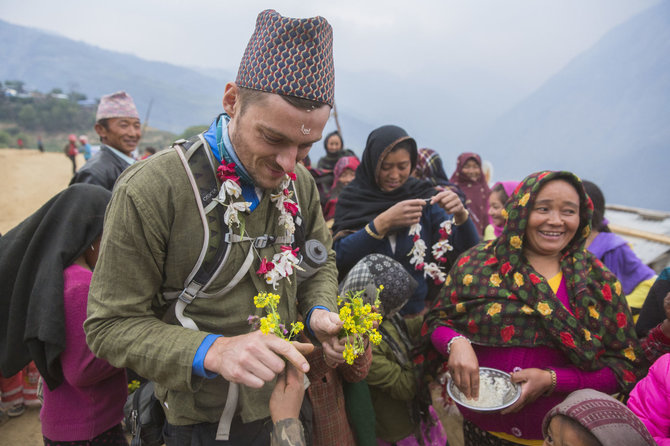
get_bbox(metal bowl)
[446,367,521,412]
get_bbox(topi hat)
[236,9,335,107]
[96,91,140,122]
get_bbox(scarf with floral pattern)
[424,171,646,391]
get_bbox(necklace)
[213,162,301,289]
[408,219,454,284]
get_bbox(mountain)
[0,20,230,132]
[472,1,670,210]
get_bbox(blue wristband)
[192,334,221,378]
[305,305,331,337]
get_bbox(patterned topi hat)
[96,91,140,122]
[236,9,335,107]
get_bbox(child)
[484,181,519,241]
[542,389,655,446]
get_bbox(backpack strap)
[167,134,234,330]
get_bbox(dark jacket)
[69,145,131,191]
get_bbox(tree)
[18,104,39,129]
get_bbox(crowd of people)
[1,8,669,446]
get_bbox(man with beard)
[84,10,343,446]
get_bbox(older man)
[69,90,141,190]
[85,10,343,446]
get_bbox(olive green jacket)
[366,316,423,442]
[84,145,338,425]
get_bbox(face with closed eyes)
[223,83,330,190]
[377,148,412,192]
[524,179,581,259]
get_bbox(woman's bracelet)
[365,223,384,240]
[447,335,471,355]
[454,209,469,226]
[544,368,557,396]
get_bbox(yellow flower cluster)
[253,292,304,341]
[128,379,141,393]
[338,287,384,365]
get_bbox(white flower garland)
[214,162,301,289]
[408,219,454,284]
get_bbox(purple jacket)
[628,353,670,445]
[588,232,655,295]
[40,265,127,441]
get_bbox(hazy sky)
[0,0,660,95]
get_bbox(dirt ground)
[0,148,85,235]
[0,148,87,445]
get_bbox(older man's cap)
[96,91,140,122]
[236,9,334,107]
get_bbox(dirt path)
[0,148,86,445]
[0,148,85,234]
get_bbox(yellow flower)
[588,305,600,319]
[456,303,466,313]
[260,317,274,335]
[501,209,508,220]
[487,303,502,316]
[521,305,534,314]
[489,273,502,287]
[514,272,524,287]
[518,193,530,207]
[582,226,591,239]
[291,321,304,333]
[510,236,522,250]
[445,275,452,286]
[463,274,474,286]
[268,293,281,306]
[537,302,553,316]
[379,284,384,290]
[369,330,382,345]
[254,292,269,308]
[583,329,592,341]
[624,347,636,361]
[614,281,622,296]
[343,344,356,365]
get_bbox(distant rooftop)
[605,204,670,273]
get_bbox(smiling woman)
[424,170,648,446]
[332,124,479,316]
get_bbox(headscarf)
[414,148,466,203]
[542,389,655,446]
[317,131,356,171]
[424,171,646,391]
[488,180,520,238]
[449,152,491,235]
[331,156,360,190]
[0,184,111,390]
[339,253,418,315]
[332,125,436,236]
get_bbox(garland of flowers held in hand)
[214,161,302,290]
[408,219,455,285]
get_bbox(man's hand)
[270,364,306,423]
[203,331,313,388]
[309,308,345,365]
